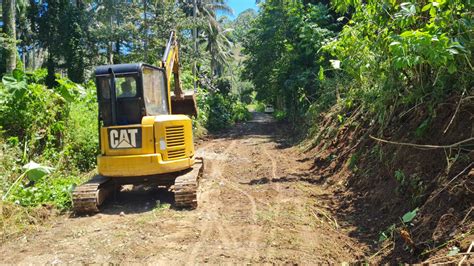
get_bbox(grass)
[0,201,59,242]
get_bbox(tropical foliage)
[243,0,473,129]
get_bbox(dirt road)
[0,113,368,264]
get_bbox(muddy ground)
[0,113,419,264]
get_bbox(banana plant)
[2,161,54,201]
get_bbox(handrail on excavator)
[162,31,175,65]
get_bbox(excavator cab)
[96,64,168,126]
[96,63,196,126]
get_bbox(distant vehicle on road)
[264,104,274,113]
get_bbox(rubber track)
[72,175,111,214]
[174,158,203,209]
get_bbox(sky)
[227,0,259,19]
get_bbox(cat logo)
[108,128,142,149]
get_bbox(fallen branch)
[423,251,473,264]
[444,90,466,134]
[421,228,474,256]
[311,208,339,230]
[459,241,474,266]
[369,135,474,150]
[461,207,473,225]
[428,162,473,202]
[368,242,393,261]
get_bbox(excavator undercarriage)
[73,158,203,213]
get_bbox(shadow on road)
[242,173,325,186]
[212,112,300,150]
[99,186,174,215]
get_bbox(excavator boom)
[162,31,198,117]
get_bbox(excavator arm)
[162,31,198,117]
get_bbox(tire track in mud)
[188,136,266,263]
[217,136,274,261]
[262,144,278,181]
[261,140,287,260]
[185,151,221,263]
[186,140,240,263]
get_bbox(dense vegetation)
[242,0,473,261]
[244,0,472,128]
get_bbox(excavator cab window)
[142,66,169,115]
[97,73,144,126]
[99,76,138,99]
[96,63,171,126]
[117,77,137,98]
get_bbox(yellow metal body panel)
[98,154,195,177]
[98,115,195,177]
[100,117,155,156]
[153,115,194,161]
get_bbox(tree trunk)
[107,7,114,65]
[2,0,17,73]
[192,0,198,92]
[107,42,114,64]
[21,47,26,71]
[143,0,148,62]
[46,52,56,88]
[115,40,120,64]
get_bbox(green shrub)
[194,87,210,136]
[8,174,82,211]
[255,102,266,112]
[0,138,23,192]
[273,110,287,121]
[194,87,252,133]
[206,93,234,131]
[0,73,65,146]
[0,69,98,211]
[232,101,252,122]
[62,83,98,172]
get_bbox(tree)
[242,0,336,121]
[125,0,187,65]
[2,0,17,73]
[35,0,93,85]
[178,0,234,77]
[230,8,257,43]
[198,0,233,76]
[90,0,130,65]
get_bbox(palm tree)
[199,0,233,76]
[205,18,232,76]
[179,0,234,76]
[200,0,234,76]
[2,0,33,73]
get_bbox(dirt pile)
[302,93,473,263]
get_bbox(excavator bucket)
[171,92,198,117]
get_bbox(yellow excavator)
[72,31,203,213]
